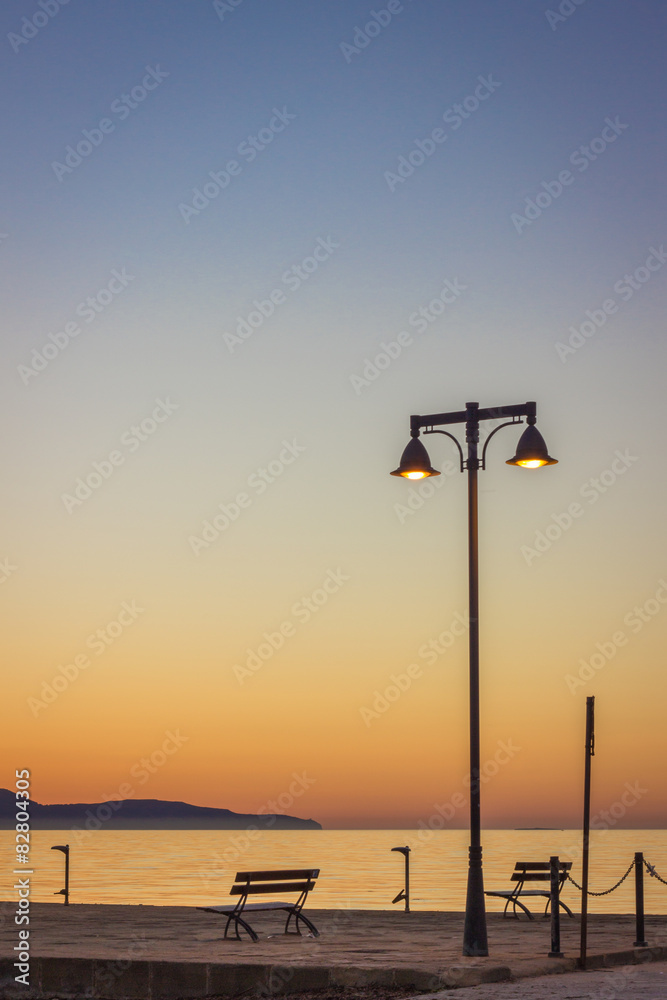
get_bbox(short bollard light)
[51,844,70,905]
[391,846,411,912]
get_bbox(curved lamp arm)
[422,429,465,472]
[480,419,523,470]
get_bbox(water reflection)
[2,829,664,913]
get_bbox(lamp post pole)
[463,404,486,956]
[391,400,557,958]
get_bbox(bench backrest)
[511,861,572,887]
[230,869,319,897]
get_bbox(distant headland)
[0,788,321,830]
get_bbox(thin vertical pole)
[64,846,70,905]
[548,856,563,957]
[404,850,410,913]
[634,852,647,947]
[391,846,410,911]
[579,696,594,968]
[462,404,488,957]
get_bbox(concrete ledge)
[0,946,665,998]
[585,944,667,969]
[39,957,95,996]
[329,965,396,988]
[206,962,275,997]
[0,956,513,997]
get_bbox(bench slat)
[231,881,315,896]
[235,869,319,882]
[200,901,297,913]
[488,890,551,897]
[513,862,572,871]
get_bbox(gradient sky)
[2,0,666,829]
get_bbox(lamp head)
[390,436,440,479]
[51,845,69,853]
[506,424,557,468]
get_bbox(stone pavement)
[0,903,666,997]
[415,960,667,999]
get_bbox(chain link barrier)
[565,858,636,896]
[643,857,667,887]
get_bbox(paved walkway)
[0,903,666,996]
[417,960,667,999]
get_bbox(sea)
[2,828,666,914]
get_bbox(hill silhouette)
[1,788,321,830]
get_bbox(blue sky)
[2,0,667,827]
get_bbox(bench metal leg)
[510,898,534,920]
[543,898,574,919]
[284,908,320,938]
[296,912,320,937]
[224,913,258,942]
[486,892,534,920]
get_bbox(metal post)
[391,846,410,912]
[634,852,647,947]
[392,399,555,959]
[462,404,488,957]
[404,849,410,912]
[548,855,563,957]
[580,696,594,968]
[51,844,70,905]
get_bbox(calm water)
[2,829,666,914]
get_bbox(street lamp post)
[51,844,70,905]
[391,401,556,957]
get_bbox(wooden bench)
[198,869,320,942]
[485,861,574,919]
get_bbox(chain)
[644,858,667,886]
[566,859,636,896]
